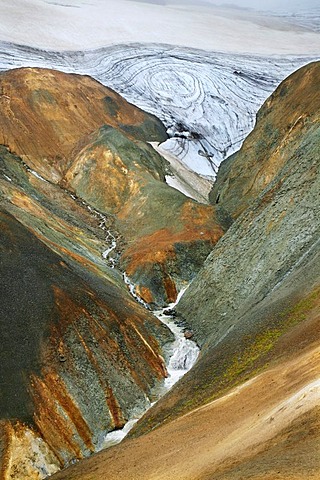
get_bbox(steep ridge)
[179,62,320,346]
[51,61,320,479]
[0,69,178,478]
[136,60,320,425]
[0,67,167,182]
[0,206,172,478]
[0,67,229,306]
[0,42,315,178]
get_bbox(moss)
[171,287,319,416]
[223,329,281,382]
[205,286,320,405]
[279,289,319,326]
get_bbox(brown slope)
[50,285,320,480]
[0,67,227,306]
[62,125,228,305]
[0,67,167,182]
[0,144,174,478]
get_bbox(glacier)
[0,41,317,180]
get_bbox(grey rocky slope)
[178,61,320,348]
[126,61,320,437]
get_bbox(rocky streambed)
[56,204,199,453]
[100,278,200,450]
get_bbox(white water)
[102,279,200,449]
[123,272,150,309]
[102,419,140,449]
[154,287,200,390]
[68,193,119,268]
[63,194,200,450]
[102,230,117,267]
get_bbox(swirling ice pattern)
[0,42,316,176]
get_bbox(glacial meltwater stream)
[73,199,200,450]
[101,279,200,449]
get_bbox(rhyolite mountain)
[50,62,319,480]
[0,66,227,478]
[0,67,228,306]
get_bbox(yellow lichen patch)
[219,286,320,401]
[2,421,60,480]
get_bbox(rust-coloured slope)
[0,67,167,182]
[0,68,226,306]
[50,288,320,480]
[0,207,172,477]
[62,124,228,305]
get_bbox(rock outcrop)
[50,61,320,480]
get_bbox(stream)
[73,197,200,450]
[101,284,200,449]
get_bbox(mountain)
[0,65,229,478]
[0,42,315,179]
[50,61,319,479]
[0,206,171,477]
[0,67,229,307]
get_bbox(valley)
[0,2,319,479]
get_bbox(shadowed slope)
[0,208,172,477]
